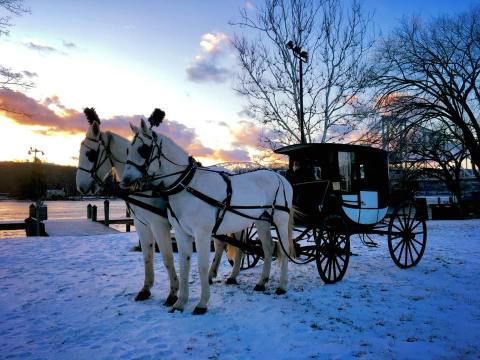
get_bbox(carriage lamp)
[286,40,308,144]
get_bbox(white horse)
[76,115,179,306]
[76,111,244,304]
[120,119,294,314]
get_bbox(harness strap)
[116,193,168,217]
[212,172,232,235]
[183,185,290,234]
[155,157,197,196]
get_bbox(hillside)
[0,161,77,197]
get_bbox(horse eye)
[138,144,152,159]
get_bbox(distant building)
[46,189,66,199]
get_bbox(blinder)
[138,144,152,159]
[86,148,99,163]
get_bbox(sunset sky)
[0,0,475,166]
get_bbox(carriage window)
[338,151,355,192]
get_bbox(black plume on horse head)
[84,107,101,125]
[148,108,165,128]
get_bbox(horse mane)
[156,131,189,160]
[84,107,101,125]
[104,131,129,148]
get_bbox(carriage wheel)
[388,201,427,269]
[315,215,350,284]
[225,226,261,270]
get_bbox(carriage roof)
[274,143,388,159]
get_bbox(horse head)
[121,118,156,189]
[76,108,113,194]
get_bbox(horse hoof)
[193,307,207,315]
[275,288,287,295]
[254,284,266,292]
[225,278,238,285]
[163,295,178,307]
[169,307,183,313]
[134,289,151,301]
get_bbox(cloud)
[62,40,76,49]
[243,1,255,9]
[231,120,261,149]
[22,71,38,78]
[186,32,232,84]
[211,149,250,162]
[0,89,250,163]
[23,41,59,55]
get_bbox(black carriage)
[225,143,427,284]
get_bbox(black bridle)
[77,135,114,187]
[126,131,198,194]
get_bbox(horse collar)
[155,157,198,196]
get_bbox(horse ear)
[130,122,139,134]
[140,118,149,133]
[92,121,100,137]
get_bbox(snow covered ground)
[1,220,479,359]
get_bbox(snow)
[0,220,479,359]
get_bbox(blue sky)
[0,0,477,165]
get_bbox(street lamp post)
[286,40,308,144]
[28,147,45,162]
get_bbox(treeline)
[0,161,77,198]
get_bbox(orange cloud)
[231,120,261,148]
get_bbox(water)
[0,199,131,238]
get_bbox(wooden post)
[104,199,110,226]
[87,204,92,219]
[125,206,131,232]
[92,205,97,221]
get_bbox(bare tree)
[231,0,373,148]
[372,7,480,178]
[0,0,31,92]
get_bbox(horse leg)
[226,232,243,285]
[209,238,226,284]
[134,222,155,301]
[253,220,273,292]
[274,216,289,295]
[152,219,179,306]
[171,229,193,312]
[193,231,211,314]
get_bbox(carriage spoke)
[327,258,334,277]
[410,242,419,263]
[332,257,337,279]
[392,237,404,253]
[411,238,424,247]
[334,256,343,274]
[391,223,404,232]
[397,240,406,259]
[407,242,414,265]
[410,220,422,232]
